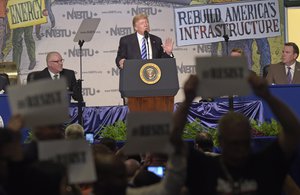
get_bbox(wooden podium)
[119,58,179,112]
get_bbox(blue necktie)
[287,67,292,84]
[141,37,147,60]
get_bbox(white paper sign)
[174,0,280,46]
[38,139,97,184]
[124,112,173,155]
[7,79,69,127]
[196,56,250,98]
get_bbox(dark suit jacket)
[115,32,172,67]
[0,73,9,93]
[31,68,80,101]
[266,62,300,84]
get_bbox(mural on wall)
[191,0,284,75]
[1,0,284,106]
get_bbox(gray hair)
[65,123,85,140]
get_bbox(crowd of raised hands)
[0,73,299,195]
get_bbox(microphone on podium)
[144,30,149,39]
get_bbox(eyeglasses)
[49,59,64,63]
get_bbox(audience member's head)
[93,154,127,195]
[230,48,243,57]
[26,161,68,195]
[99,137,117,153]
[194,131,214,153]
[143,153,168,166]
[133,170,161,187]
[218,112,251,167]
[92,143,113,156]
[65,124,85,140]
[282,42,299,66]
[124,159,140,180]
[32,124,65,141]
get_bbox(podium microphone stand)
[222,34,234,111]
[209,16,233,112]
[73,18,100,125]
[77,40,84,125]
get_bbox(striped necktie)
[141,37,147,60]
[287,67,292,84]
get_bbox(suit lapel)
[60,69,65,77]
[43,68,52,79]
[132,33,142,59]
[150,35,157,58]
[277,63,288,84]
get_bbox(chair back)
[27,71,41,83]
[263,65,270,78]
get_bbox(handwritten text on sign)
[7,79,69,127]
[125,112,173,155]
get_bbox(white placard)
[196,56,250,98]
[7,79,69,127]
[124,112,173,155]
[38,139,97,184]
[174,0,280,46]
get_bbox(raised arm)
[248,74,300,157]
[170,75,198,154]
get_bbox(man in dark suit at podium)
[115,13,174,69]
[30,51,80,101]
[266,42,300,84]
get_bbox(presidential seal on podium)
[139,63,161,84]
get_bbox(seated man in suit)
[0,73,9,94]
[266,42,300,84]
[115,13,174,69]
[29,51,81,101]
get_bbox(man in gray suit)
[266,42,300,84]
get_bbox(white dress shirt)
[48,70,60,80]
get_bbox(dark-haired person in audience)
[194,131,219,157]
[133,170,161,188]
[266,42,300,84]
[143,153,168,167]
[186,74,300,195]
[99,137,118,153]
[194,122,300,194]
[25,161,68,195]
